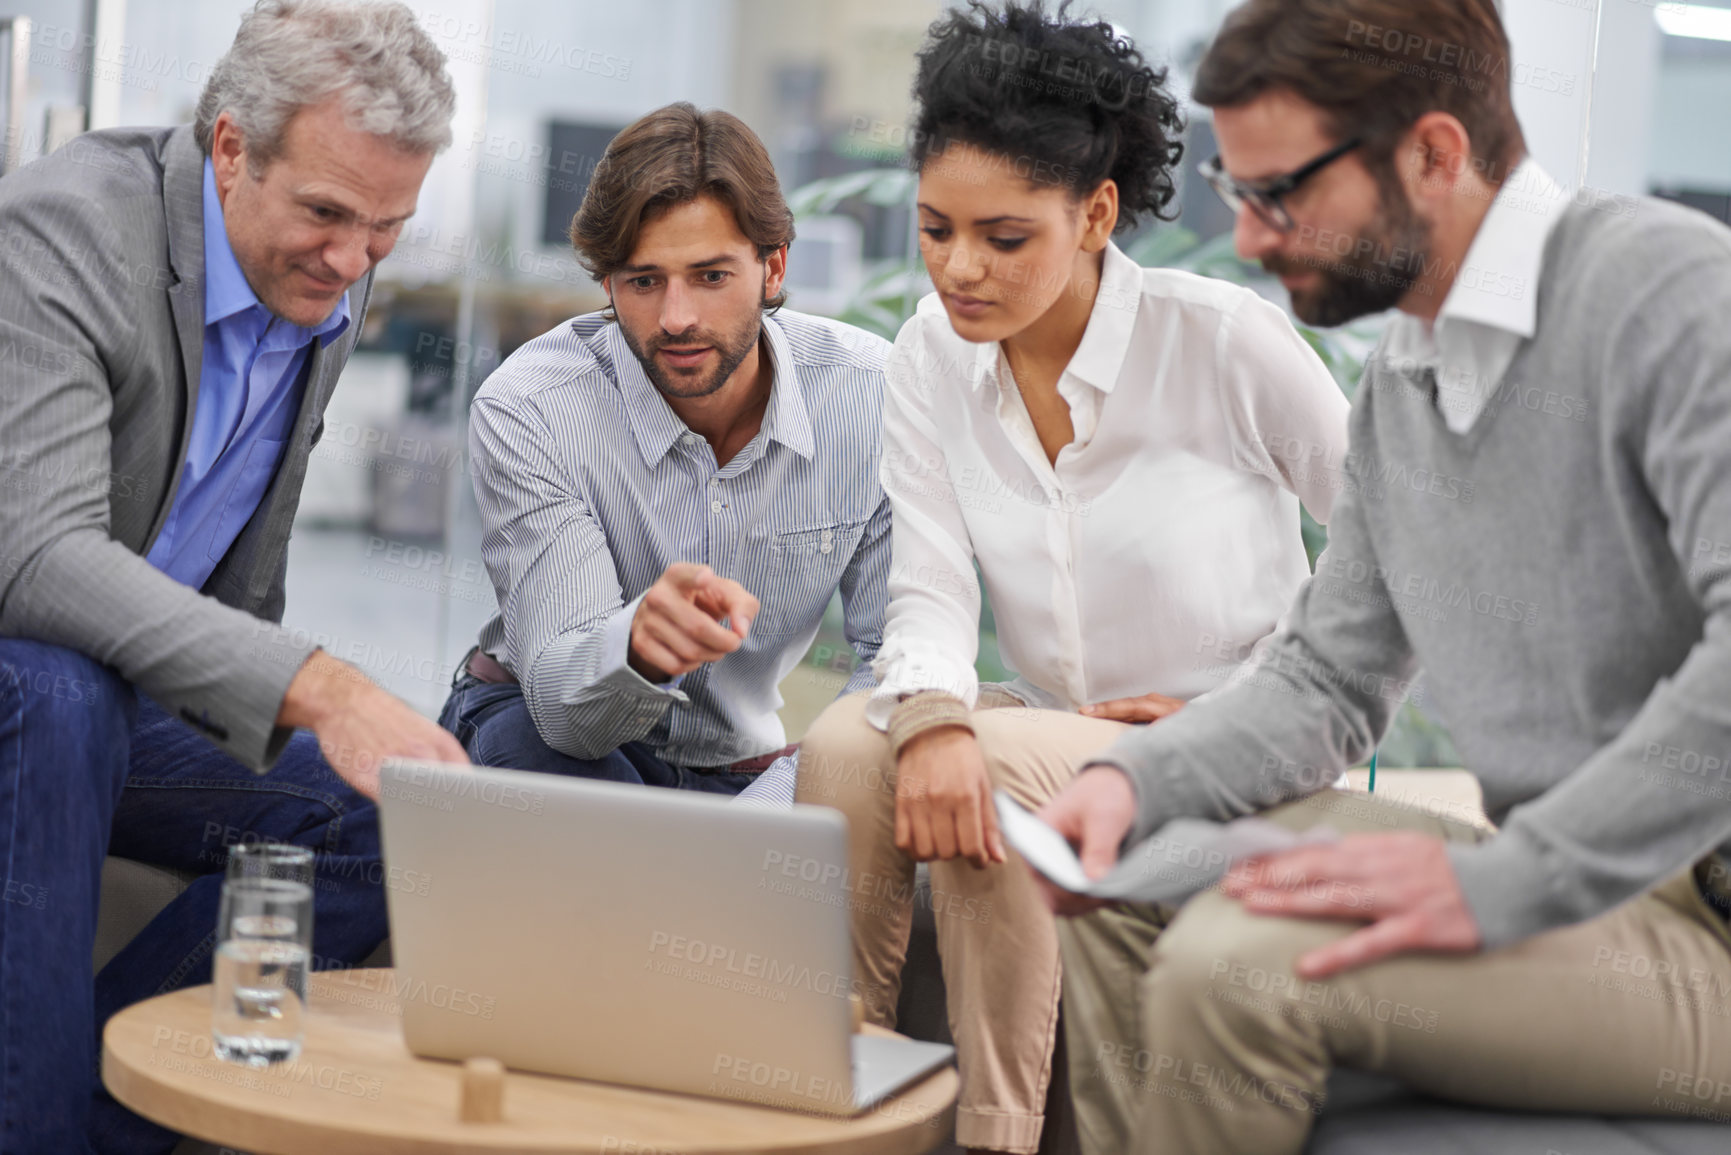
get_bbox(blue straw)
[1368,749,1378,793]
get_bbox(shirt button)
[820,541,834,554]
[709,477,720,487]
[711,500,723,513]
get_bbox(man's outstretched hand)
[1032,765,1138,916]
[629,563,760,681]
[279,649,470,799]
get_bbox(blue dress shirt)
[144,159,350,589]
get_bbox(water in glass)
[211,938,309,1064]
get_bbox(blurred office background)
[1,0,1726,761]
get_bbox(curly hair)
[909,0,1184,232]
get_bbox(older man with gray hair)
[0,1,462,1149]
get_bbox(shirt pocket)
[743,518,870,636]
[206,437,289,562]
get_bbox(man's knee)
[1258,789,1369,834]
[0,638,130,718]
[1263,788,1486,844]
[794,692,893,809]
[0,639,133,780]
[1145,891,1332,1020]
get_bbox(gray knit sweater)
[1097,196,1731,949]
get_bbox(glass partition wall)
[10,0,1701,759]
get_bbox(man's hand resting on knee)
[1222,834,1482,978]
[279,649,470,799]
[1033,765,1137,916]
[1035,768,1485,978]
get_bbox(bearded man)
[439,103,890,805]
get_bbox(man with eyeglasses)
[1035,1,1731,1152]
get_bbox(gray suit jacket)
[0,125,372,768]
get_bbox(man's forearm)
[277,648,373,729]
[2,529,313,768]
[1092,625,1414,844]
[519,598,688,761]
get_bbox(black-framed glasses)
[1198,138,1363,233]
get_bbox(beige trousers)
[1058,788,1731,1155]
[795,690,1129,1154]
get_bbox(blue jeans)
[0,640,388,1155]
[438,676,755,796]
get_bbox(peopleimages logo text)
[398,762,545,814]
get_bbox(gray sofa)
[98,858,1730,1155]
[1308,1069,1731,1154]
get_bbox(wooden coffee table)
[103,968,957,1155]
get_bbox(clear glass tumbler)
[217,840,315,1001]
[211,876,313,1066]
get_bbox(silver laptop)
[377,759,954,1115]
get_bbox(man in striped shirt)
[440,103,891,807]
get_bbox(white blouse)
[868,240,1351,723]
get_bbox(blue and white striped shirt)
[468,309,891,777]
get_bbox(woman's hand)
[894,727,1007,869]
[1080,691,1185,724]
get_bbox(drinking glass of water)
[211,876,313,1066]
[217,840,315,1009]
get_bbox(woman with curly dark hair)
[795,5,1350,1150]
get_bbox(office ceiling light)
[1656,2,1731,42]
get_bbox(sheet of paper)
[994,790,1340,906]
[993,789,1098,893]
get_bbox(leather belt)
[721,744,798,775]
[460,648,795,774]
[464,648,517,685]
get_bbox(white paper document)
[994,790,1339,905]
